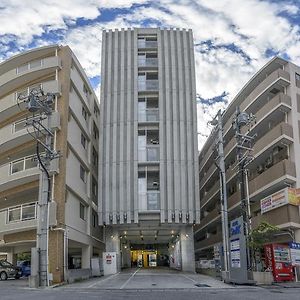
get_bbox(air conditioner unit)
[265,156,273,168]
[151,139,159,145]
[257,165,264,174]
[152,181,159,188]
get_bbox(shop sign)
[230,218,242,236]
[106,254,112,264]
[261,188,300,214]
[289,242,300,266]
[230,238,241,268]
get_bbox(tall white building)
[99,28,199,271]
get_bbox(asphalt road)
[1,269,300,300]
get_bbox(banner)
[261,188,300,214]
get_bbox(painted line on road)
[119,268,140,289]
[87,272,120,288]
[180,274,198,284]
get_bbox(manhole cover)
[195,283,210,287]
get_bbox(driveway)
[61,267,231,290]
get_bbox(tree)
[249,221,281,271]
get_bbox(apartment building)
[195,57,300,261]
[0,45,104,283]
[99,28,199,271]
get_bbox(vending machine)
[264,243,294,282]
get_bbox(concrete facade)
[99,28,199,272]
[195,57,300,263]
[0,45,104,283]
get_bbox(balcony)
[0,155,59,193]
[251,204,300,229]
[138,40,158,49]
[138,108,159,123]
[249,159,296,199]
[0,56,62,97]
[194,232,222,251]
[223,69,290,134]
[201,96,292,176]
[252,122,293,157]
[0,80,61,122]
[0,111,60,154]
[138,80,159,91]
[138,57,158,68]
[0,202,37,237]
[201,180,220,207]
[138,146,160,162]
[139,191,160,211]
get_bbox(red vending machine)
[265,243,294,282]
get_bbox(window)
[92,176,98,203]
[82,106,88,121]
[80,165,86,182]
[16,59,42,74]
[93,122,99,140]
[81,133,87,149]
[83,84,89,98]
[94,102,100,118]
[7,203,36,223]
[92,147,98,169]
[296,73,300,88]
[92,212,98,227]
[80,203,85,220]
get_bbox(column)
[180,225,195,272]
[82,245,92,269]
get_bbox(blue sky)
[1,0,300,147]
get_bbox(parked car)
[17,260,31,277]
[0,260,21,280]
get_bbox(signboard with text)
[261,188,300,214]
[289,242,300,266]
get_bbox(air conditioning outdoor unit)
[257,165,264,174]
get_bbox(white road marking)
[119,268,140,289]
[180,274,198,284]
[87,272,120,288]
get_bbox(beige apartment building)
[0,45,104,283]
[195,57,300,261]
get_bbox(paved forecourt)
[60,268,230,290]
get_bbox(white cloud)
[1,0,300,149]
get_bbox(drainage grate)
[195,283,210,287]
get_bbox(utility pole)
[210,110,230,279]
[18,88,59,287]
[232,107,256,273]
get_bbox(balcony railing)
[10,155,38,174]
[138,145,160,162]
[7,202,37,223]
[138,58,158,67]
[138,108,159,122]
[138,80,159,91]
[139,191,160,211]
[138,40,158,48]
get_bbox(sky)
[1,0,300,149]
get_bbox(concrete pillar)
[6,249,17,265]
[48,230,64,283]
[121,243,131,268]
[105,226,121,270]
[180,225,195,273]
[295,229,300,243]
[82,245,91,269]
